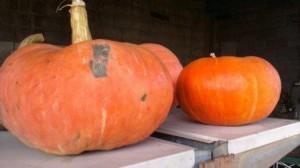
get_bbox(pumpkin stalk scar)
[140,93,147,102]
[90,44,110,78]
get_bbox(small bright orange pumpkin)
[0,0,174,155]
[177,55,281,126]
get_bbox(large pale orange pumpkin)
[177,55,281,126]
[0,0,174,155]
[140,44,183,87]
[140,43,183,106]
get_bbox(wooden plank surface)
[199,155,235,168]
[158,108,300,154]
[0,132,195,168]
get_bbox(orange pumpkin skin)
[140,44,183,87]
[140,44,183,106]
[177,56,281,126]
[0,40,173,155]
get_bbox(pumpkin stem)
[210,53,216,58]
[70,0,92,44]
[18,33,45,49]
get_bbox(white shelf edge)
[157,128,223,144]
[123,150,195,168]
[228,121,300,154]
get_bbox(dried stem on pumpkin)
[210,53,216,58]
[70,0,92,44]
[18,33,45,49]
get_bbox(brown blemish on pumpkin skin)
[140,93,147,102]
[45,59,51,64]
[16,105,20,111]
[90,44,110,78]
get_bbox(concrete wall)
[0,0,211,65]
[210,0,300,91]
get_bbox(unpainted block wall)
[0,0,211,65]
[210,0,300,91]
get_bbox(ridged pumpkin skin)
[177,56,281,126]
[140,44,183,87]
[0,39,174,155]
[140,43,183,106]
